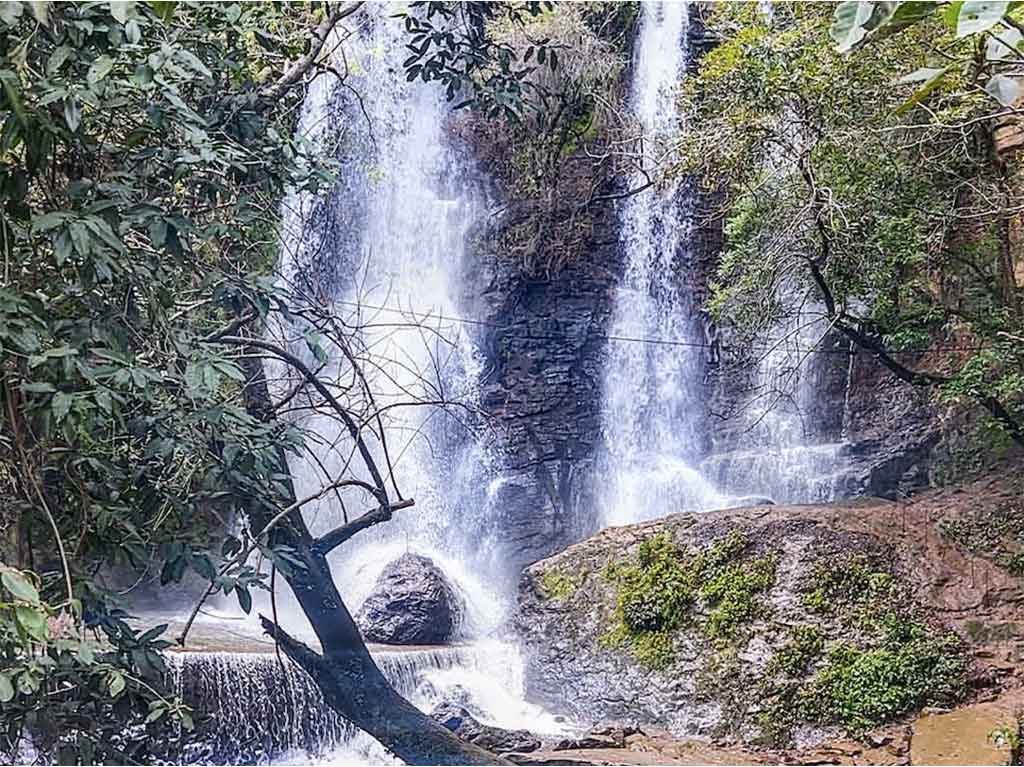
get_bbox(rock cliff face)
[460,3,991,578]
[515,470,1024,745]
[464,195,621,574]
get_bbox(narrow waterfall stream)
[599,0,848,525]
[600,0,726,528]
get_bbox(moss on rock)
[601,530,777,667]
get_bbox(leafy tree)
[0,0,350,760]
[684,2,1024,448]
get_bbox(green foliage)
[767,624,825,679]
[831,1,1024,106]
[937,497,1024,576]
[0,564,191,761]
[602,530,777,667]
[399,1,558,121]
[0,1,331,759]
[802,554,896,616]
[750,548,969,745]
[688,1,1024,446]
[801,622,967,734]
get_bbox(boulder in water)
[355,553,464,644]
[431,702,541,754]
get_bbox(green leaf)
[87,55,115,85]
[149,0,177,21]
[0,673,13,703]
[30,211,69,233]
[956,1,1010,36]
[0,70,28,128]
[107,671,126,697]
[2,568,40,604]
[63,97,81,133]
[0,3,23,26]
[51,391,72,422]
[894,65,951,115]
[110,1,136,23]
[77,643,96,665]
[15,604,47,641]
[985,73,1020,104]
[47,45,73,75]
[831,1,877,51]
[235,584,252,614]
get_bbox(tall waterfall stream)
[165,2,850,763]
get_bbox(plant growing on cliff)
[601,530,777,668]
[801,622,967,734]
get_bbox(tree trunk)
[234,346,507,765]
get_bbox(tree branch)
[312,498,415,556]
[216,334,389,502]
[262,2,364,102]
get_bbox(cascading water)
[275,8,499,614]
[166,642,556,765]
[700,289,849,503]
[169,7,562,763]
[599,1,849,525]
[599,0,726,528]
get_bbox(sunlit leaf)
[0,3,23,26]
[986,27,1023,58]
[831,1,877,51]
[956,0,1010,36]
[2,568,40,604]
[985,73,1020,104]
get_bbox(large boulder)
[356,553,465,645]
[515,471,1024,747]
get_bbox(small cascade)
[599,0,726,528]
[702,289,848,504]
[168,642,561,765]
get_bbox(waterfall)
[599,1,725,528]
[273,5,505,632]
[168,642,559,765]
[599,1,850,522]
[700,289,849,503]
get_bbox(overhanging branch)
[312,498,415,555]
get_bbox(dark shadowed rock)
[355,554,464,645]
[431,702,541,754]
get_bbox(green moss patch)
[802,621,967,734]
[753,553,968,746]
[538,568,579,600]
[601,531,777,667]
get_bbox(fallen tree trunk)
[260,617,504,765]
